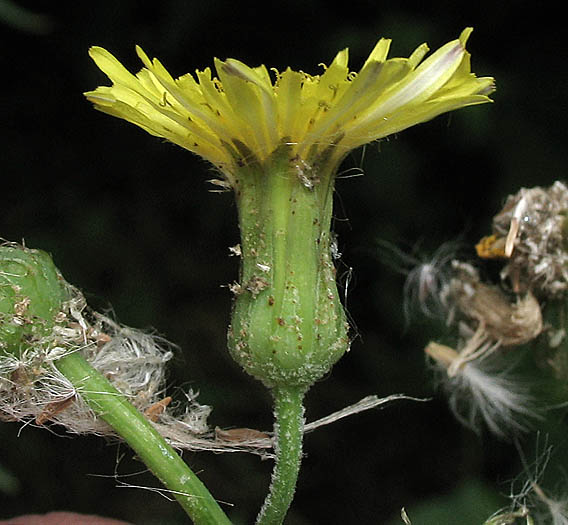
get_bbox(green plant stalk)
[256,386,305,525]
[54,351,231,525]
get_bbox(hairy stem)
[256,385,305,524]
[55,351,231,525]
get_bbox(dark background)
[1,1,567,524]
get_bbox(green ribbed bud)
[227,145,350,388]
[0,245,67,357]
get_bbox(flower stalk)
[54,351,231,525]
[256,386,305,525]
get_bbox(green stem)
[55,351,232,525]
[256,385,305,525]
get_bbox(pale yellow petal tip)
[221,58,246,74]
[459,27,474,46]
[220,58,269,88]
[363,38,392,67]
[135,45,151,67]
[84,91,116,104]
[87,46,123,71]
[408,43,430,68]
[482,77,497,97]
[88,46,108,60]
[332,48,349,68]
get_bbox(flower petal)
[85,28,494,179]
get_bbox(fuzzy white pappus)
[376,240,463,323]
[426,342,540,438]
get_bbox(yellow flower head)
[85,28,494,186]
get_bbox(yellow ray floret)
[85,28,494,183]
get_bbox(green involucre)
[228,145,350,388]
[0,245,67,357]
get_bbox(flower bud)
[0,244,67,357]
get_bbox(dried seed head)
[445,262,543,346]
[488,181,568,297]
[423,183,568,437]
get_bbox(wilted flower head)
[446,261,543,347]
[85,28,494,186]
[477,181,568,298]
[423,258,543,436]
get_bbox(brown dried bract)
[215,426,270,443]
[36,396,75,425]
[450,262,543,346]
[144,396,172,422]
